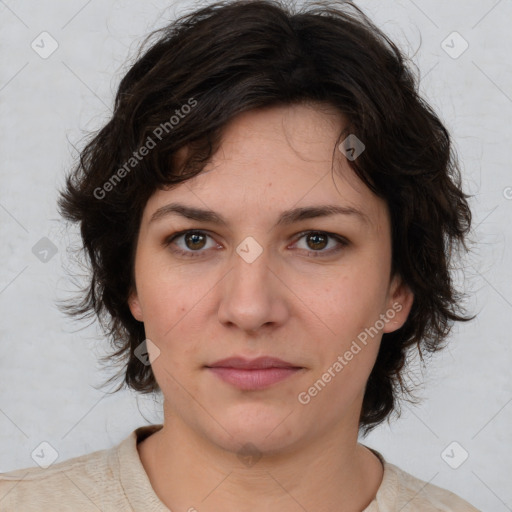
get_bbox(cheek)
[313,266,389,336]
[301,263,388,390]
[305,284,383,411]
[135,249,210,334]
[140,279,204,391]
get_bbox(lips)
[205,356,301,370]
[205,356,303,390]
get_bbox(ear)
[382,275,414,334]
[128,289,144,322]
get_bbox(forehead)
[142,103,388,232]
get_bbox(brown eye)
[184,232,207,250]
[293,231,348,257]
[164,229,348,259]
[305,232,328,251]
[164,230,218,258]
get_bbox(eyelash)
[163,230,349,259]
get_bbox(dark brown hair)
[57,0,473,435]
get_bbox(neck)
[137,406,383,512]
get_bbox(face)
[128,103,413,455]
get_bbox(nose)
[216,243,289,334]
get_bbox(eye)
[163,230,348,258]
[164,230,219,258]
[292,230,348,257]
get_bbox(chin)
[201,413,301,456]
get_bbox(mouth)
[205,356,304,390]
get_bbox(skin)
[128,102,414,512]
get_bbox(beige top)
[0,424,480,511]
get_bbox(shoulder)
[0,436,127,511]
[372,454,481,512]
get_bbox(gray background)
[1,0,511,510]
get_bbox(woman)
[0,0,480,510]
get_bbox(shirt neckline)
[363,445,399,510]
[118,423,169,511]
[118,424,397,512]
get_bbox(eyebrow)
[149,202,370,227]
